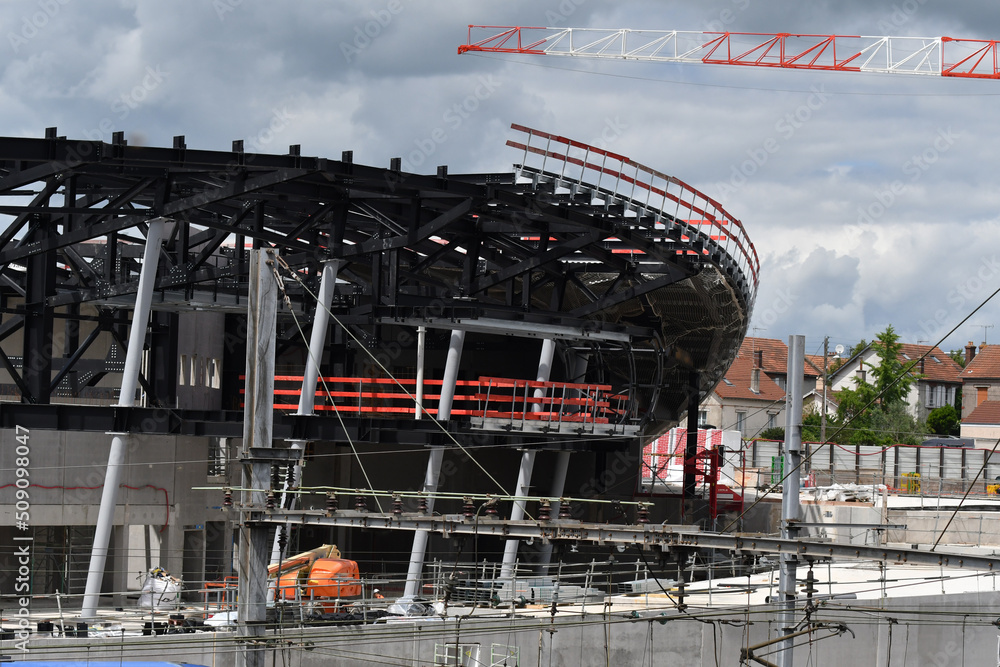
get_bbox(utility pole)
[237,249,278,667]
[820,336,828,444]
[777,335,804,667]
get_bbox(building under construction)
[0,124,757,610]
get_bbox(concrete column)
[81,218,164,619]
[777,334,804,667]
[501,338,556,578]
[237,250,278,667]
[436,329,465,420]
[402,446,445,599]
[500,450,537,579]
[269,260,339,567]
[415,326,426,419]
[403,327,465,598]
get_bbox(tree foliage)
[834,325,924,446]
[926,404,960,436]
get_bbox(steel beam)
[257,511,1000,571]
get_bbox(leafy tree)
[801,411,827,442]
[869,326,915,411]
[758,426,785,441]
[834,325,924,446]
[926,404,961,436]
[948,349,967,368]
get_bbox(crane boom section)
[459,27,999,79]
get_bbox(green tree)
[869,325,915,411]
[926,404,961,436]
[948,349,967,368]
[834,325,924,446]
[758,426,785,441]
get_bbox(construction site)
[2,19,1000,667]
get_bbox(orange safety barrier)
[241,374,627,425]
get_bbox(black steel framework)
[0,128,757,445]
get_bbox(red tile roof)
[964,399,1000,424]
[962,344,1000,380]
[737,337,818,378]
[714,339,786,402]
[896,343,963,383]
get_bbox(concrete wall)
[0,428,230,598]
[10,590,1000,666]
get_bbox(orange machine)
[270,545,361,605]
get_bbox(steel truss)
[0,127,756,443]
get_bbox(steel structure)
[460,27,1000,78]
[0,126,757,441]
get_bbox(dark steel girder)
[569,269,694,318]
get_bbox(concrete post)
[436,329,465,420]
[81,218,164,619]
[269,260,339,568]
[501,338,556,578]
[415,326,426,419]
[777,335,804,667]
[237,250,278,667]
[403,328,465,598]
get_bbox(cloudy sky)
[2,0,999,359]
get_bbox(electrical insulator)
[265,490,276,511]
[392,494,403,516]
[222,488,233,509]
[463,497,475,518]
[558,498,572,520]
[485,498,499,516]
[355,494,368,512]
[538,499,552,521]
[418,496,428,514]
[636,503,650,524]
[326,492,338,516]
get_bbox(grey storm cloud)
[0,0,998,352]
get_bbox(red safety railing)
[241,375,629,426]
[506,124,759,299]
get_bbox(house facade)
[828,342,962,422]
[959,342,1000,447]
[696,337,819,438]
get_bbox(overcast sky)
[2,0,999,359]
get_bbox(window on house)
[698,410,708,427]
[774,376,786,390]
[735,411,746,435]
[978,386,988,407]
[767,413,776,429]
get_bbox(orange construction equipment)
[269,544,362,605]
